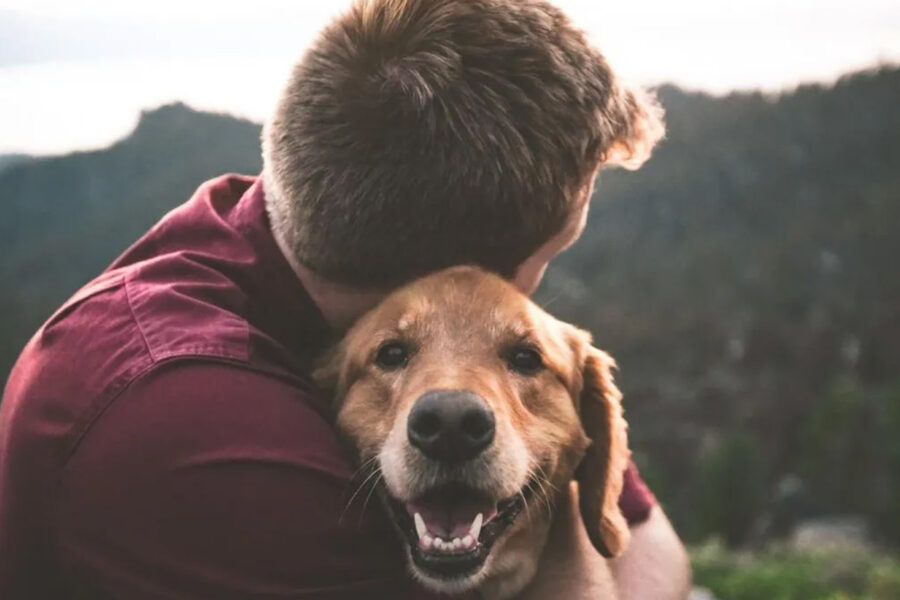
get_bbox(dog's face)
[316,266,630,597]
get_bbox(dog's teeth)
[418,515,482,552]
[470,512,483,541]
[413,512,427,540]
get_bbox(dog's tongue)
[406,488,497,538]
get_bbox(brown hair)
[263,0,664,287]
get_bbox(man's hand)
[517,482,619,600]
[610,506,692,600]
[517,482,691,600]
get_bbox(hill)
[1,68,898,546]
[0,103,262,378]
[0,154,29,170]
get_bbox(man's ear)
[600,84,665,170]
[575,347,631,557]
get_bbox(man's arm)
[519,483,690,600]
[610,506,692,600]
[56,361,449,599]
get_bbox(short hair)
[262,0,663,287]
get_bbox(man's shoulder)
[2,170,333,518]
[122,251,251,365]
[3,269,234,456]
[6,246,257,395]
[84,360,346,477]
[4,271,148,425]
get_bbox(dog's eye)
[507,347,544,375]
[374,341,410,370]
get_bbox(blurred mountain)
[1,67,898,546]
[0,153,29,172]
[0,102,262,377]
[537,66,900,545]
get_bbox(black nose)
[407,390,495,463]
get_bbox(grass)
[690,540,900,600]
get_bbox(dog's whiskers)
[349,455,379,481]
[533,465,557,516]
[340,459,383,526]
[518,487,534,523]
[358,469,384,527]
[532,478,553,516]
[537,286,566,311]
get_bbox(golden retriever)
[315,265,630,598]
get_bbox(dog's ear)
[312,339,349,399]
[600,84,665,171]
[575,345,631,557]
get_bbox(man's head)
[263,0,664,291]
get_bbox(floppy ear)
[601,84,665,170]
[575,348,631,557]
[312,340,349,400]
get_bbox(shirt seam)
[61,354,321,465]
[124,268,156,362]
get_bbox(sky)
[1,0,899,155]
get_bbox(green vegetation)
[691,541,900,600]
[689,433,766,545]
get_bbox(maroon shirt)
[0,175,654,599]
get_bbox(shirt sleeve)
[619,460,657,526]
[56,361,454,600]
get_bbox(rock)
[689,587,718,600]
[790,515,871,552]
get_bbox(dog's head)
[315,266,629,595]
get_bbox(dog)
[315,265,630,598]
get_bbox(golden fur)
[316,266,630,598]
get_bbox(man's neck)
[272,228,387,331]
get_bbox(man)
[0,0,689,598]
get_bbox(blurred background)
[1,1,899,598]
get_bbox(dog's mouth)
[382,480,535,580]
